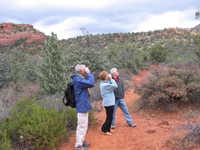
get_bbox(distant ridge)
[1,22,200,51]
[194,24,200,30]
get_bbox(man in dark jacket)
[110,68,136,129]
[71,64,95,150]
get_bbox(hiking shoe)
[110,129,115,133]
[83,141,91,148]
[75,145,88,150]
[111,126,115,129]
[104,132,112,136]
[128,123,137,128]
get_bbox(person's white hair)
[75,64,86,72]
[110,67,118,74]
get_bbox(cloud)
[34,16,96,39]
[90,18,136,32]
[34,15,139,39]
[134,9,199,32]
[1,0,199,39]
[5,0,121,10]
[33,8,199,39]
[0,17,22,24]
[4,0,160,10]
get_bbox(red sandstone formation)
[0,23,46,49]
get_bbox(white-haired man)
[71,64,95,150]
[110,68,136,129]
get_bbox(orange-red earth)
[60,69,199,150]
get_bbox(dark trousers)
[101,105,114,132]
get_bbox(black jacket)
[113,78,125,100]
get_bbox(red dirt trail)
[59,69,195,150]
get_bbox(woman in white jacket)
[99,71,118,135]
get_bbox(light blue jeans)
[111,99,134,127]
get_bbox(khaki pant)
[75,112,89,147]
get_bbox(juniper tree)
[104,43,146,73]
[39,33,67,94]
[65,46,109,73]
[148,43,168,64]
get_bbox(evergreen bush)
[148,43,168,64]
[104,43,147,73]
[1,99,68,150]
[39,33,67,94]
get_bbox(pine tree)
[39,33,66,94]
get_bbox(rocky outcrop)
[0,23,46,50]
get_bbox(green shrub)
[7,49,37,84]
[104,42,147,73]
[148,43,168,64]
[6,99,68,150]
[7,50,26,84]
[37,96,97,130]
[0,97,97,150]
[0,49,38,87]
[65,108,97,130]
[64,46,110,73]
[65,107,77,130]
[0,123,13,150]
[194,35,200,64]
[0,55,10,88]
[135,64,200,110]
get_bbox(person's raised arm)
[103,79,118,91]
[77,72,95,88]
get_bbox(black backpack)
[63,82,76,108]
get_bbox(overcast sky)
[1,0,200,39]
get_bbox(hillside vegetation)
[1,24,200,119]
[1,23,200,150]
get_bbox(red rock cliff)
[0,23,46,49]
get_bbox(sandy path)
[60,69,191,150]
[60,90,187,150]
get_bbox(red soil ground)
[60,69,200,150]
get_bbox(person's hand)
[107,74,112,80]
[85,67,90,73]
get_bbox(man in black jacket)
[110,68,136,128]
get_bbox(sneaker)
[74,145,84,150]
[83,141,91,148]
[104,132,112,136]
[110,129,115,133]
[128,123,137,128]
[111,126,115,129]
